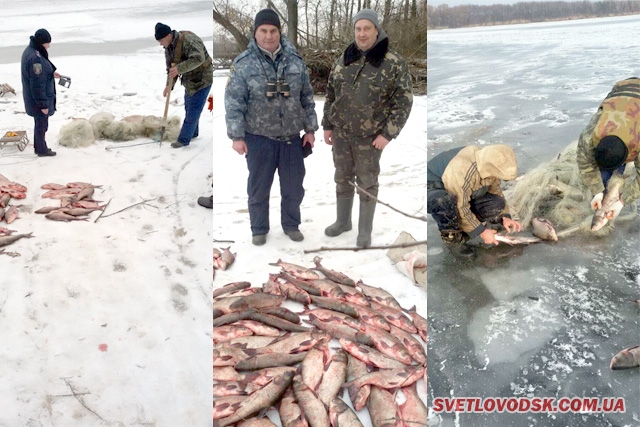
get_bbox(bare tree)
[328,0,336,48]
[287,0,299,48]
[212,5,250,50]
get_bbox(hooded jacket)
[225,35,318,141]
[577,78,640,204]
[21,38,56,117]
[431,145,517,237]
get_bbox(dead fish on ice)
[312,256,355,286]
[0,232,34,247]
[610,345,640,370]
[270,259,320,280]
[531,217,558,242]
[45,211,89,222]
[214,247,236,270]
[592,173,624,232]
[494,234,542,246]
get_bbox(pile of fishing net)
[505,141,636,236]
[57,112,181,147]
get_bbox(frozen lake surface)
[428,15,640,427]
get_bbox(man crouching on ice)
[427,144,523,258]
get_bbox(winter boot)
[356,200,376,248]
[197,195,213,209]
[440,230,475,259]
[325,198,354,237]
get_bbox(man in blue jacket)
[225,9,318,246]
[21,29,59,157]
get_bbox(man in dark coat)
[21,29,59,157]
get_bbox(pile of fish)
[0,173,27,225]
[213,257,427,427]
[36,182,105,222]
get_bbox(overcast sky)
[429,0,583,6]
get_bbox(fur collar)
[343,37,388,68]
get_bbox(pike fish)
[592,173,625,232]
[329,397,364,427]
[270,259,320,280]
[531,217,558,242]
[0,232,34,247]
[610,345,640,370]
[213,370,294,427]
[312,256,356,286]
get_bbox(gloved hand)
[607,200,624,220]
[590,192,604,210]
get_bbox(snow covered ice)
[0,1,212,425]
[428,16,640,427]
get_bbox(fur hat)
[595,135,628,170]
[155,23,172,40]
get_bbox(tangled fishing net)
[504,141,637,236]
[58,112,181,147]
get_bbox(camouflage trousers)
[331,131,383,201]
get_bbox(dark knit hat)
[254,9,280,33]
[34,29,51,45]
[595,135,628,170]
[155,22,172,40]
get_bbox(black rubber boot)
[356,200,376,248]
[325,198,354,237]
[441,230,475,260]
[197,195,213,209]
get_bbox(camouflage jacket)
[224,36,318,141]
[322,38,413,140]
[165,30,213,96]
[577,78,640,204]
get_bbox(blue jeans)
[177,85,211,146]
[34,115,49,154]
[245,133,305,235]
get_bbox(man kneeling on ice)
[577,78,640,226]
[427,144,523,258]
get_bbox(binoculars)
[266,79,290,99]
[58,75,71,88]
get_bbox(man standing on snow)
[21,29,60,157]
[225,9,318,246]
[322,9,413,248]
[427,144,523,258]
[155,22,213,148]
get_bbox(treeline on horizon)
[427,0,640,29]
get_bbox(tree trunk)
[384,0,391,23]
[411,0,417,19]
[305,0,310,48]
[212,7,249,50]
[287,0,299,48]
[328,0,336,48]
